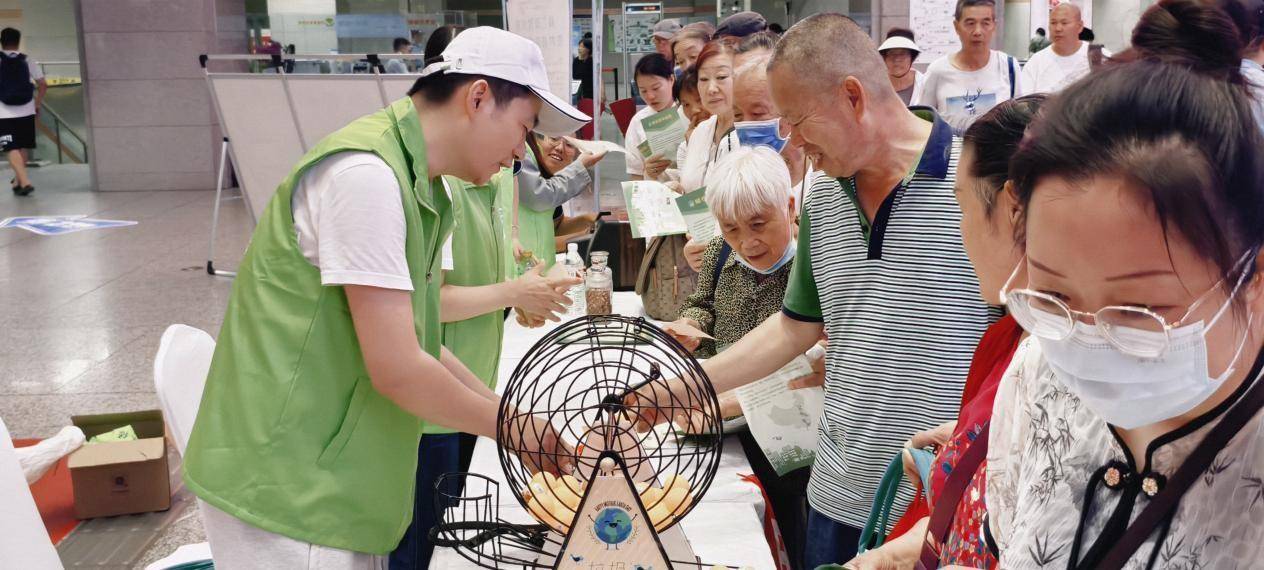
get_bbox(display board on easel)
[204,69,418,220]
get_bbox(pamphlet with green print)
[621,180,687,239]
[638,106,687,165]
[675,186,717,242]
[734,354,824,476]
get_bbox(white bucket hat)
[419,27,590,137]
[877,36,921,59]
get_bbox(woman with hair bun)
[985,0,1264,567]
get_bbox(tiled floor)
[0,164,252,568]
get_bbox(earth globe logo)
[591,506,635,548]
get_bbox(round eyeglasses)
[999,254,1251,359]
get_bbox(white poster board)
[206,72,417,220]
[1030,0,1094,38]
[506,0,573,105]
[910,0,959,63]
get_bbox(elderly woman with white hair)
[669,146,801,356]
[667,145,820,565]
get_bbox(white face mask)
[1036,268,1254,429]
[734,238,796,275]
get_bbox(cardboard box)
[68,410,171,519]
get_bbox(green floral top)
[677,236,794,357]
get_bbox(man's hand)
[788,341,827,390]
[665,317,704,352]
[624,377,695,433]
[509,263,579,319]
[643,154,671,180]
[683,237,707,272]
[579,149,608,168]
[504,413,575,476]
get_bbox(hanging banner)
[506,0,573,104]
[1029,0,1094,39]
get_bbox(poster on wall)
[909,0,959,63]
[612,3,661,54]
[1029,0,1094,38]
[506,0,573,103]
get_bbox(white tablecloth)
[429,293,777,569]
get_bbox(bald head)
[1048,2,1085,53]
[1051,2,1082,20]
[768,13,894,102]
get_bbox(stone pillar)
[79,0,246,191]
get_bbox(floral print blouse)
[988,338,1264,569]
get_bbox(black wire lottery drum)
[495,315,724,538]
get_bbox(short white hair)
[704,146,793,223]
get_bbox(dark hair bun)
[1128,0,1245,80]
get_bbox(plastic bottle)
[564,243,586,316]
[585,251,614,315]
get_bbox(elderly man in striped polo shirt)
[633,13,992,568]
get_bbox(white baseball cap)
[877,36,921,57]
[419,26,590,137]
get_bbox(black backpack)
[0,52,34,106]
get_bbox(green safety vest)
[423,171,514,435]
[516,147,559,275]
[183,97,452,554]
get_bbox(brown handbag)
[634,234,698,321]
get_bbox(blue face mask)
[734,239,796,275]
[734,119,790,153]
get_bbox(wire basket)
[495,315,723,536]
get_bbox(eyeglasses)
[999,255,1250,358]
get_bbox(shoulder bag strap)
[635,236,664,296]
[1007,56,1016,99]
[1097,374,1264,569]
[916,422,990,570]
[712,242,731,285]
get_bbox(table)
[429,293,777,569]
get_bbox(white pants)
[199,499,386,570]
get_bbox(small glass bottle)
[585,251,614,315]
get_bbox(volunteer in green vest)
[391,169,580,569]
[183,27,588,569]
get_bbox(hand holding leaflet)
[675,187,718,243]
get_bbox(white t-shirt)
[917,50,1022,134]
[678,115,739,192]
[1021,42,1104,94]
[291,152,413,291]
[0,51,43,119]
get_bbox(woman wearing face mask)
[986,2,1264,567]
[625,54,680,182]
[841,95,1045,570]
[666,147,821,565]
[677,41,739,194]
